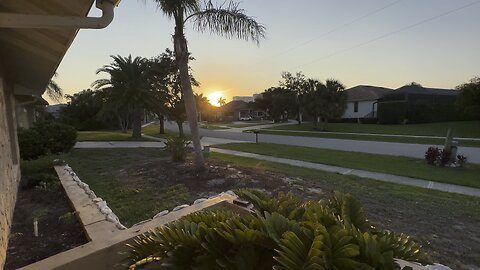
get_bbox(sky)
[52,0,480,104]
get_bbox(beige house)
[342,85,392,119]
[0,1,120,268]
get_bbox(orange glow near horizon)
[207,91,223,107]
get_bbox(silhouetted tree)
[456,77,480,120]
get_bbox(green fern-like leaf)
[273,231,326,270]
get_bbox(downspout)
[0,0,120,29]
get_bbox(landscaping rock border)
[62,164,126,230]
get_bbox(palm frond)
[151,0,200,18]
[46,78,63,102]
[187,1,266,45]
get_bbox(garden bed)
[4,162,87,270]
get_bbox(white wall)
[342,100,377,118]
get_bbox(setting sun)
[207,91,224,107]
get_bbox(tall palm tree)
[151,0,266,170]
[93,55,156,139]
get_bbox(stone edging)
[63,164,127,230]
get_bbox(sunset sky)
[53,0,480,104]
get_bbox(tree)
[61,89,110,131]
[256,87,295,123]
[150,0,266,170]
[93,55,156,139]
[195,93,214,122]
[302,79,326,128]
[46,73,64,103]
[317,79,347,131]
[217,96,227,107]
[456,77,480,120]
[280,72,307,124]
[149,49,201,136]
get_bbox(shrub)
[18,121,77,160]
[164,137,191,162]
[378,101,408,124]
[20,158,60,189]
[126,190,431,269]
[424,147,441,165]
[425,147,468,167]
[17,128,45,160]
[457,155,468,167]
[439,149,451,167]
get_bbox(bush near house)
[377,101,408,124]
[18,121,77,160]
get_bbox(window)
[354,102,359,113]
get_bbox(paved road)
[164,121,480,164]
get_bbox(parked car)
[239,116,252,121]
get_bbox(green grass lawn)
[61,148,190,227]
[255,129,480,147]
[77,131,153,142]
[141,124,185,139]
[200,124,231,130]
[267,121,480,138]
[214,143,480,189]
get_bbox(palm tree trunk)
[132,107,142,140]
[118,116,127,133]
[174,26,205,170]
[177,121,184,138]
[159,114,165,134]
[321,118,329,131]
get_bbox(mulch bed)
[4,184,87,269]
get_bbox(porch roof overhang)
[0,0,97,97]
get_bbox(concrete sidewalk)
[211,148,480,198]
[75,141,165,149]
[74,135,246,149]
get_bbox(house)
[46,103,67,118]
[342,85,392,119]
[15,96,49,129]
[233,96,254,103]
[220,100,265,121]
[0,0,120,268]
[377,84,458,124]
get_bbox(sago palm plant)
[126,189,431,269]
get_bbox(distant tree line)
[254,72,347,131]
[59,49,216,139]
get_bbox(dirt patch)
[132,158,322,201]
[4,185,87,269]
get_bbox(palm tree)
[150,0,266,170]
[302,79,326,128]
[93,55,156,139]
[318,79,347,131]
[46,73,64,103]
[217,96,226,107]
